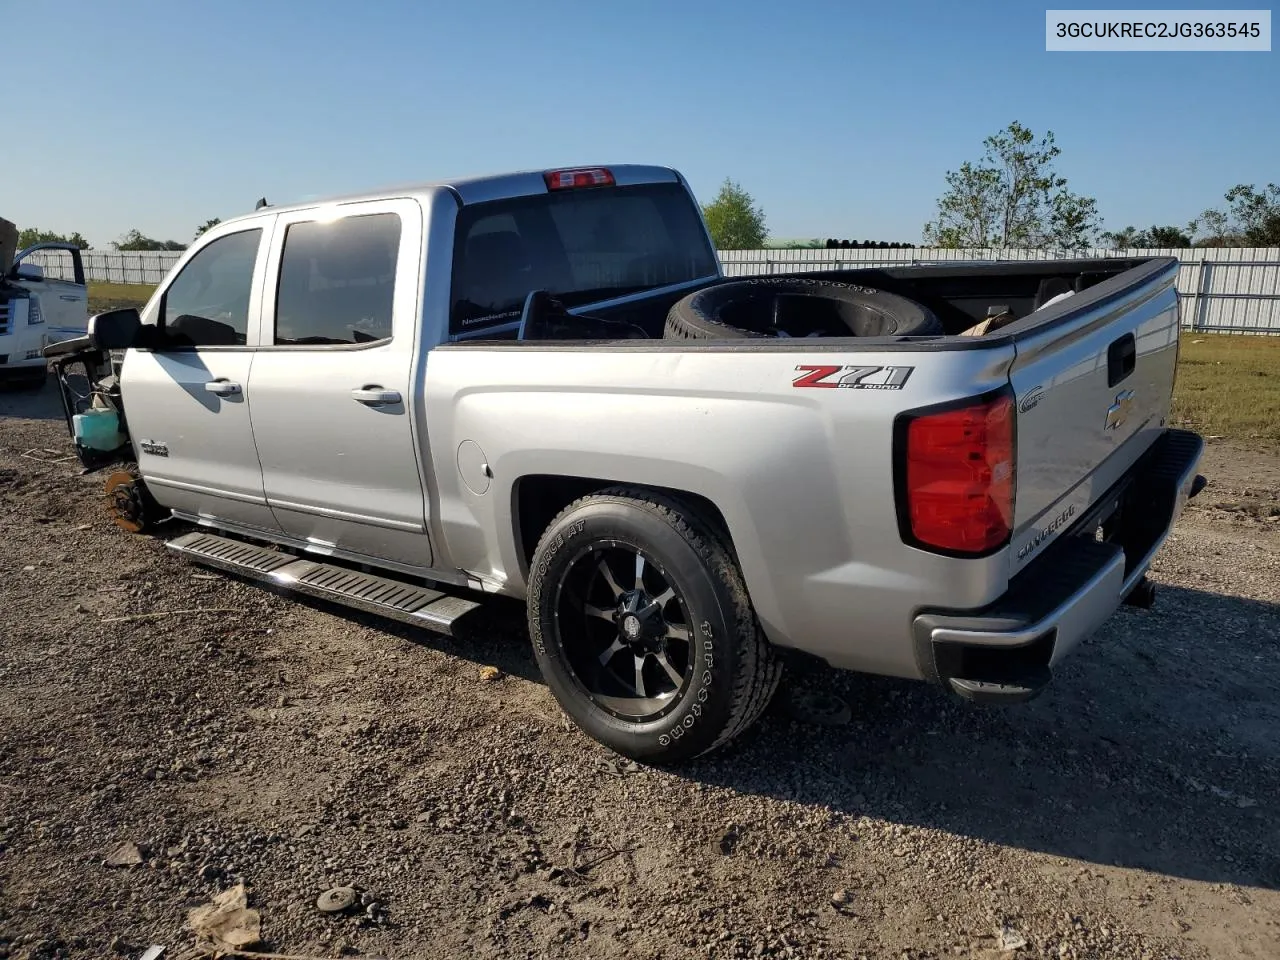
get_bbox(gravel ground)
[2,377,1277,960]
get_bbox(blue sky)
[7,0,1277,247]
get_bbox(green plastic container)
[73,406,125,451]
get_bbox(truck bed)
[453,256,1168,342]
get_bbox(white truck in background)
[0,216,89,386]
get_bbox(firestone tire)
[663,277,942,340]
[526,487,782,764]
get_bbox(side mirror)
[87,308,142,350]
[13,262,44,282]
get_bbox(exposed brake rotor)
[104,471,149,533]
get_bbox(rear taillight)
[896,390,1015,556]
[544,167,615,191]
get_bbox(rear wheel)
[527,488,781,763]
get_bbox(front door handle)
[351,386,402,406]
[205,380,242,397]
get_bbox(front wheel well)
[513,474,735,576]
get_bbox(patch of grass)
[1172,333,1280,445]
[88,282,156,313]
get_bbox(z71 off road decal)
[792,364,915,390]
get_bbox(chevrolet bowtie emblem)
[1105,389,1135,431]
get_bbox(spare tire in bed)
[663,277,942,340]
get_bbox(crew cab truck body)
[1,219,89,384]
[47,165,1204,762]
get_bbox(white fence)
[21,250,184,285]
[25,246,1280,334]
[718,247,1280,335]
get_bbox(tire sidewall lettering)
[653,610,721,740]
[531,520,590,657]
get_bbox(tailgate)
[1006,259,1181,575]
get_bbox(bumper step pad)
[165,531,480,638]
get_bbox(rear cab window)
[449,182,718,335]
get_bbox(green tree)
[16,227,91,250]
[1139,225,1194,247]
[701,179,768,249]
[1046,191,1102,250]
[1192,207,1234,246]
[1223,183,1280,245]
[114,229,186,252]
[1100,226,1139,249]
[1194,184,1280,246]
[194,218,222,240]
[1101,224,1195,248]
[923,121,1100,249]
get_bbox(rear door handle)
[204,380,242,397]
[351,386,402,406]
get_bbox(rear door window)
[450,182,717,333]
[274,213,401,345]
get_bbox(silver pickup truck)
[46,165,1205,763]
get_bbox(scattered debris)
[20,448,74,463]
[101,608,241,624]
[594,758,641,777]
[316,886,358,914]
[783,686,853,726]
[1158,760,1260,807]
[1208,784,1258,808]
[565,842,636,881]
[190,949,370,960]
[104,841,144,868]
[478,665,501,682]
[189,883,261,951]
[998,926,1028,951]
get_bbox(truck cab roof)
[218,164,684,226]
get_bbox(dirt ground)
[2,377,1277,960]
